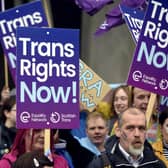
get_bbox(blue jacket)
[76,137,101,156]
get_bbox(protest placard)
[121,4,168,113]
[127,0,168,97]
[120,4,144,43]
[80,60,111,111]
[122,1,168,126]
[0,0,48,84]
[160,96,168,111]
[16,27,79,129]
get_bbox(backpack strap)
[100,152,112,168]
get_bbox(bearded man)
[87,107,166,168]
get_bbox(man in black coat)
[87,107,166,168]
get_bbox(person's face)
[161,118,168,143]
[1,87,10,102]
[86,117,108,146]
[133,88,150,113]
[116,111,146,158]
[114,88,128,115]
[10,103,16,123]
[32,129,44,151]
[5,103,16,126]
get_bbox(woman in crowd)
[0,86,10,111]
[96,85,131,135]
[108,85,131,135]
[152,108,168,167]
[110,85,131,135]
[0,95,17,158]
[0,129,69,168]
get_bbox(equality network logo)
[20,111,31,123]
[132,70,142,82]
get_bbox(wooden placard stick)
[44,129,51,157]
[1,0,9,87]
[42,0,53,156]
[146,93,157,128]
[4,56,9,88]
[42,0,53,28]
[128,85,132,105]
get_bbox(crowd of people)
[0,84,168,168]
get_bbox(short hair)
[86,111,108,128]
[118,107,146,128]
[131,87,160,106]
[159,108,168,126]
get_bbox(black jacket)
[59,129,95,168]
[0,124,17,158]
[87,135,167,168]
